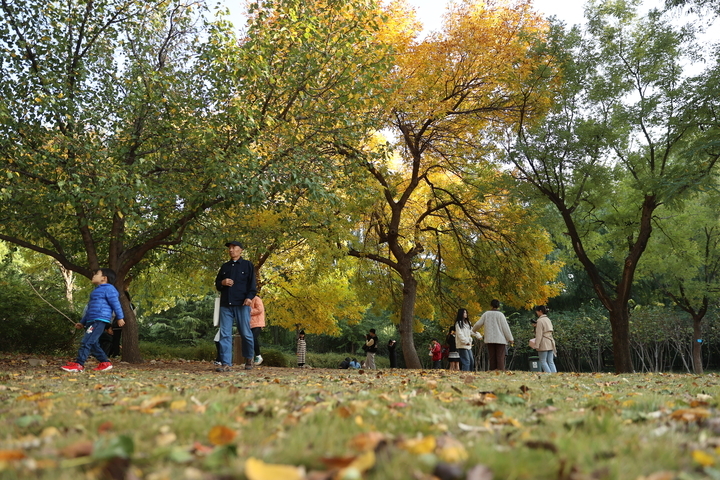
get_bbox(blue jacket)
[82,283,124,325]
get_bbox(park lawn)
[1,356,720,480]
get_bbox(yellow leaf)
[436,437,468,463]
[692,449,715,467]
[170,400,187,411]
[139,395,172,410]
[245,457,306,480]
[208,425,236,446]
[401,435,436,455]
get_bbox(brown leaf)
[319,456,356,469]
[60,440,94,458]
[100,457,130,480]
[0,449,26,461]
[98,421,114,434]
[348,431,386,452]
[669,408,710,423]
[524,440,558,453]
[208,425,236,446]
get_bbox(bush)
[139,341,216,361]
[259,349,288,367]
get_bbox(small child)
[296,330,306,368]
[61,268,125,372]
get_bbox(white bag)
[213,297,220,327]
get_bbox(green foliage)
[139,296,216,346]
[258,349,288,368]
[0,244,79,354]
[138,341,216,362]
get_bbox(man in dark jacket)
[215,241,257,371]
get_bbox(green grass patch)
[1,357,719,480]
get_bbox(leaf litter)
[1,355,720,479]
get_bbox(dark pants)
[251,327,262,356]
[109,327,122,357]
[487,343,506,371]
[432,360,442,369]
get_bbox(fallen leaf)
[60,440,94,458]
[139,395,172,410]
[401,435,436,455]
[245,457,306,480]
[524,440,558,453]
[436,436,468,463]
[348,431,385,452]
[692,449,715,467]
[208,425,236,446]
[670,408,710,423]
[0,450,26,461]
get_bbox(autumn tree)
[508,0,720,372]
[0,0,390,361]
[347,0,563,369]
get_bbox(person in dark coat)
[388,339,398,368]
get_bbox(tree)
[347,0,563,369]
[508,0,720,372]
[0,0,391,362]
[637,185,720,373]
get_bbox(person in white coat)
[472,299,514,371]
[454,308,482,371]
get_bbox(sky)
[223,0,661,34]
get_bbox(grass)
[1,354,720,480]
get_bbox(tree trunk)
[117,281,142,364]
[692,315,703,374]
[608,305,634,373]
[399,274,421,369]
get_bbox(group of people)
[61,241,556,374]
[431,300,557,373]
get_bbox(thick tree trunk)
[692,316,703,374]
[399,275,421,369]
[608,306,634,373]
[116,281,142,364]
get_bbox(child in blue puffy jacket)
[61,268,125,372]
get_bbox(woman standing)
[455,308,482,371]
[446,326,460,371]
[532,305,557,373]
[472,299,514,371]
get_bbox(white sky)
[222,0,663,33]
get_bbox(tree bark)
[607,303,633,373]
[398,273,421,369]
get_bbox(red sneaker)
[93,362,113,371]
[61,362,84,372]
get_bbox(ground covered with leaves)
[1,354,720,480]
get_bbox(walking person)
[364,329,378,369]
[61,269,125,372]
[250,295,265,365]
[472,299,514,371]
[455,308,482,371]
[531,305,557,373]
[215,240,257,372]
